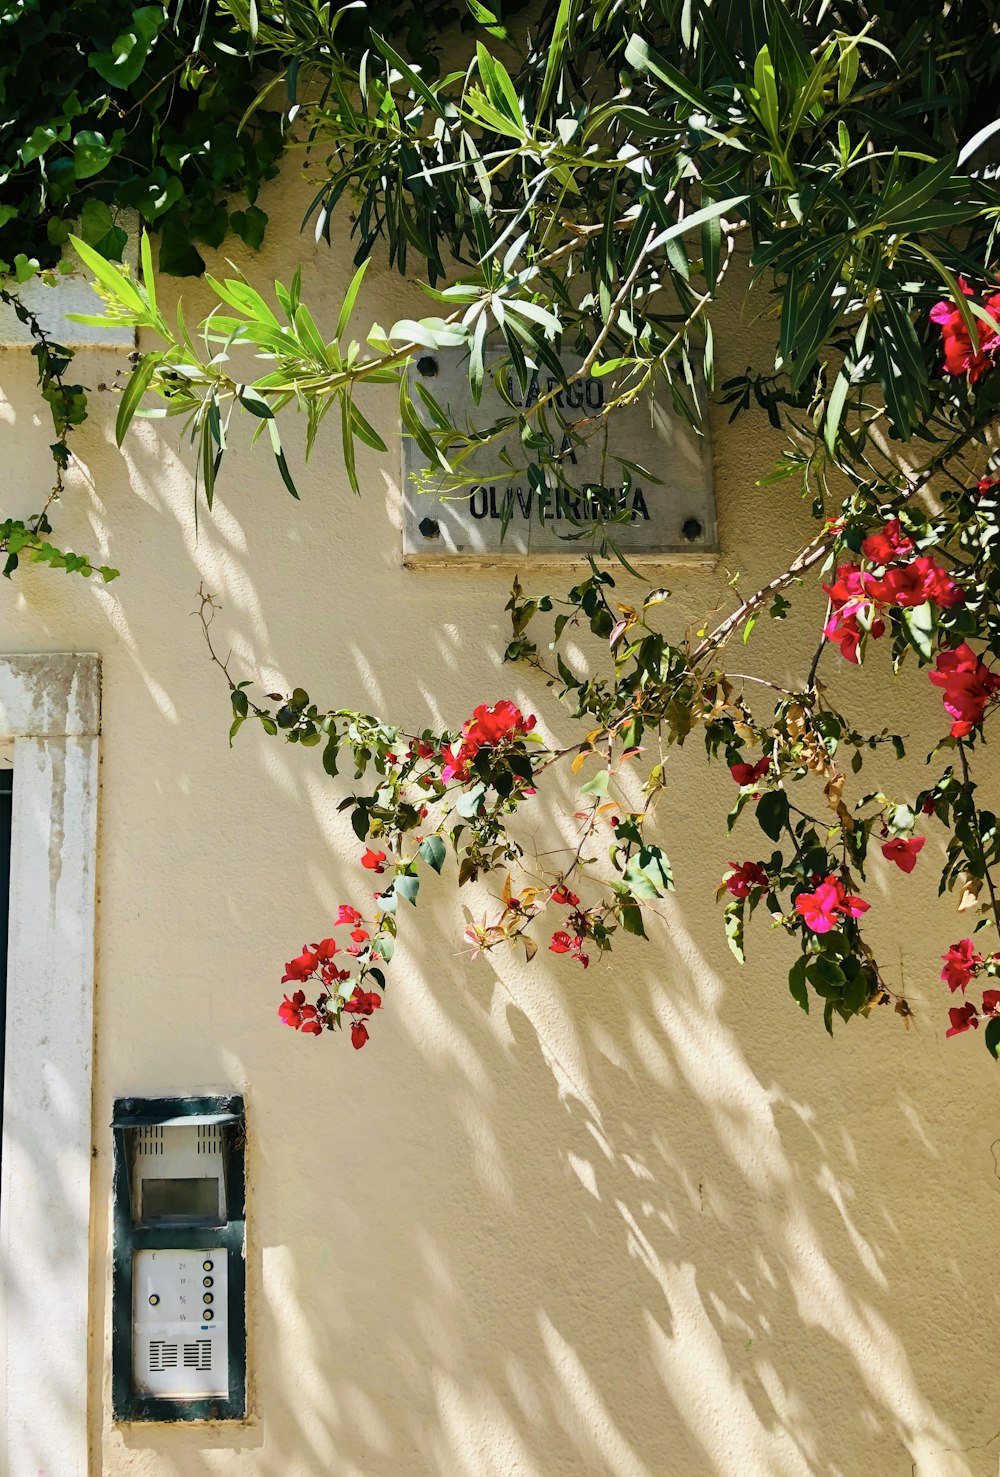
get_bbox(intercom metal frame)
[111,1094,247,1422]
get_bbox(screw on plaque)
[682,518,703,542]
[418,517,441,539]
[417,355,438,377]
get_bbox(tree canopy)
[12,0,1000,1050]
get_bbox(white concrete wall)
[0,654,99,1477]
[0,166,997,1476]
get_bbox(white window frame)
[0,654,100,1477]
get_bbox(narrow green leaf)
[115,353,159,447]
[624,35,716,113]
[335,258,370,341]
[752,45,779,144]
[69,235,146,315]
[539,0,572,114]
[371,32,444,114]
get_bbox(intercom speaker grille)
[183,1341,212,1371]
[134,1126,163,1156]
[148,1341,179,1371]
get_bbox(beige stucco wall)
[0,164,998,1477]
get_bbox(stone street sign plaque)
[402,348,718,567]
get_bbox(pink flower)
[941,938,983,993]
[880,836,925,874]
[725,861,770,899]
[822,563,884,663]
[861,520,914,564]
[946,1001,980,1037]
[930,282,1000,381]
[336,904,363,926]
[794,875,869,933]
[439,745,467,783]
[795,880,843,933]
[729,757,770,786]
[928,644,1000,737]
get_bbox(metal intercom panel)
[133,1249,229,1398]
[112,1096,246,1423]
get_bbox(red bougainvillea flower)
[279,990,308,1027]
[794,880,842,933]
[880,836,925,873]
[282,947,319,984]
[725,861,770,899]
[361,848,388,872]
[940,938,983,992]
[930,281,1000,381]
[350,928,369,943]
[921,796,937,815]
[861,520,914,564]
[928,644,1000,737]
[822,563,885,663]
[795,875,870,933]
[439,744,467,784]
[982,990,1000,1016]
[978,475,1000,497]
[729,756,771,786]
[336,904,363,926]
[824,606,883,663]
[472,700,537,746]
[279,991,323,1032]
[342,986,382,1017]
[350,1021,369,1049]
[867,555,964,609]
[314,937,339,962]
[441,700,537,782]
[822,552,963,665]
[946,1001,980,1037]
[551,884,580,906]
[549,930,590,967]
